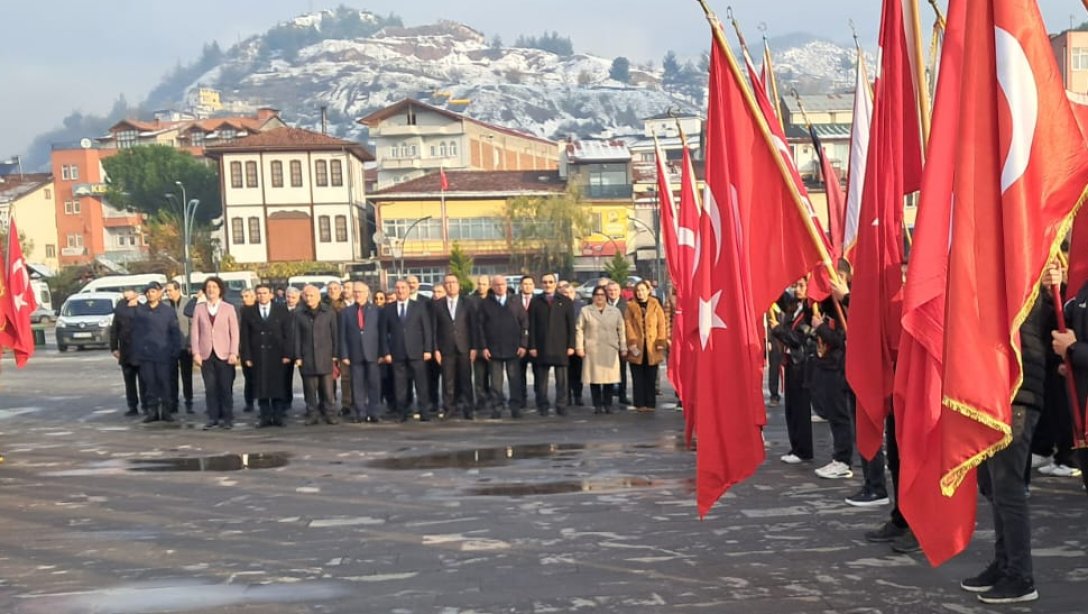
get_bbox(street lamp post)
[399,215,434,280]
[166,182,201,295]
[628,216,663,296]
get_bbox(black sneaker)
[960,561,1003,593]
[865,520,907,543]
[977,575,1038,604]
[845,488,891,507]
[891,530,921,554]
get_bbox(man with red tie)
[339,283,385,423]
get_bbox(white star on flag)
[10,257,27,311]
[699,290,727,349]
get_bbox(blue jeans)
[978,405,1040,582]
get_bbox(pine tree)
[449,242,475,293]
[603,252,631,284]
[610,57,631,83]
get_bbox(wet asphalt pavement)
[0,342,1085,613]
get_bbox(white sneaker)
[780,453,803,464]
[815,460,854,479]
[1048,464,1083,478]
[1030,453,1051,469]
[1038,462,1057,476]
[811,413,828,423]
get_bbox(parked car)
[55,292,123,352]
[30,305,56,324]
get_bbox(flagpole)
[762,34,785,131]
[695,0,843,291]
[1053,283,1088,447]
[907,0,932,146]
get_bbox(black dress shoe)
[419,413,431,422]
[202,421,217,430]
[124,409,139,417]
[160,412,175,423]
[398,415,410,423]
[142,414,160,424]
[256,420,272,428]
[489,410,502,419]
[243,405,255,413]
[364,415,380,423]
[221,423,233,430]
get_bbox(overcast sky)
[2,0,1085,156]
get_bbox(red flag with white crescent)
[1,218,38,367]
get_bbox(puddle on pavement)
[367,443,586,470]
[127,452,290,472]
[467,476,694,497]
[368,437,684,470]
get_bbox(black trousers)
[281,362,296,409]
[393,359,431,418]
[768,339,784,400]
[590,383,615,409]
[380,363,395,410]
[302,374,336,416]
[534,363,569,413]
[489,357,524,412]
[428,359,441,410]
[169,350,194,409]
[474,357,491,410]
[854,391,889,497]
[783,364,813,460]
[121,362,147,412]
[614,353,629,402]
[138,361,172,411]
[441,351,473,415]
[979,406,1040,582]
[349,362,382,418]
[339,364,352,411]
[810,366,851,464]
[630,360,658,409]
[518,355,533,406]
[201,355,236,425]
[242,363,255,408]
[885,412,908,529]
[568,355,584,403]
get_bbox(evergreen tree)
[603,252,631,284]
[609,57,631,83]
[662,50,681,87]
[448,242,475,293]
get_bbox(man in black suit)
[528,273,576,416]
[469,275,492,413]
[294,285,340,426]
[606,280,631,407]
[339,282,385,423]
[110,288,147,416]
[434,273,477,419]
[515,275,536,406]
[478,275,529,418]
[382,278,434,422]
[240,284,293,427]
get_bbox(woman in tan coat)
[625,280,668,412]
[576,286,627,414]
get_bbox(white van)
[31,279,52,312]
[173,271,260,294]
[288,275,344,292]
[55,292,123,352]
[78,274,167,295]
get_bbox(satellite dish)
[79,138,92,149]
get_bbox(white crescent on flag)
[994,26,1038,194]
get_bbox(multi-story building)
[51,142,147,266]
[782,93,854,182]
[98,107,286,155]
[369,170,568,286]
[204,126,373,264]
[1051,27,1088,93]
[0,173,59,270]
[560,139,634,276]
[359,98,560,190]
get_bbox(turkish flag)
[1065,91,1088,295]
[893,0,974,567]
[655,141,684,401]
[440,167,449,191]
[844,47,874,263]
[811,127,845,260]
[676,145,701,445]
[845,0,924,460]
[940,0,1088,500]
[1,218,38,367]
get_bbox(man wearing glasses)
[527,273,576,416]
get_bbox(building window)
[190,131,205,147]
[248,217,261,243]
[1075,47,1088,71]
[61,166,69,180]
[407,107,417,126]
[330,160,343,186]
[382,218,443,240]
[115,231,138,248]
[388,146,398,159]
[64,200,81,215]
[60,165,80,181]
[440,142,448,157]
[231,218,245,245]
[44,188,52,199]
[290,160,303,187]
[230,161,243,188]
[117,129,138,149]
[586,163,631,198]
[66,233,83,248]
[315,160,328,186]
[45,244,56,258]
[245,161,258,188]
[430,145,437,157]
[220,129,236,142]
[271,161,284,187]
[449,141,457,156]
[447,217,505,241]
[335,215,348,242]
[402,267,445,286]
[318,216,332,242]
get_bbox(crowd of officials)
[109,273,671,431]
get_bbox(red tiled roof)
[373,170,566,198]
[358,98,556,147]
[204,126,374,161]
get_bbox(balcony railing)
[585,184,633,200]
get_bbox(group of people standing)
[766,258,1087,604]
[109,272,672,429]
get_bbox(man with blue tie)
[339,282,385,423]
[382,278,434,422]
